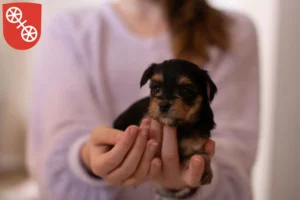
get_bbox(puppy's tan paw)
[200,154,213,185]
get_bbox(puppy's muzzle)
[159,102,171,113]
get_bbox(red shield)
[2,2,42,50]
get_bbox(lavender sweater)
[27,1,260,199]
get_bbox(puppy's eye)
[150,82,161,93]
[180,87,193,94]
[181,88,190,93]
[153,86,161,93]
[178,86,196,97]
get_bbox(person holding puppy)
[27,0,260,199]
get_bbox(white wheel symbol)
[6,7,23,24]
[21,26,38,42]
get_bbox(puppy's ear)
[205,73,217,102]
[140,63,157,87]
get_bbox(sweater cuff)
[68,135,105,186]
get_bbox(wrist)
[155,186,198,199]
[80,142,101,179]
[80,141,91,171]
[153,182,198,199]
[80,141,101,179]
[68,135,107,186]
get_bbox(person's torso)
[68,1,225,122]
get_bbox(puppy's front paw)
[178,137,213,185]
[199,154,213,185]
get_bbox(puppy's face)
[140,59,217,126]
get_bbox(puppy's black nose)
[159,103,171,113]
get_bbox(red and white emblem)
[2,2,42,50]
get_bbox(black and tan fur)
[113,59,217,185]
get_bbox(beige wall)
[269,0,300,199]
[0,0,29,171]
[0,0,100,173]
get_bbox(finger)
[161,126,180,171]
[150,120,163,156]
[91,126,124,146]
[140,118,151,127]
[183,155,204,187]
[204,139,215,159]
[150,120,163,144]
[149,157,162,181]
[121,140,158,186]
[97,145,112,153]
[96,126,138,176]
[106,127,150,183]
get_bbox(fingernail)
[149,142,158,151]
[130,127,137,137]
[142,119,150,126]
[193,158,202,167]
[141,127,149,137]
[154,159,161,166]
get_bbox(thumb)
[182,155,204,188]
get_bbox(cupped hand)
[80,119,159,186]
[148,120,215,190]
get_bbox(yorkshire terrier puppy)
[113,59,217,186]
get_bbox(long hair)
[161,0,231,63]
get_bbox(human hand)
[80,120,159,186]
[148,120,215,192]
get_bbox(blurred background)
[0,0,299,200]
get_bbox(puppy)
[113,59,217,185]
